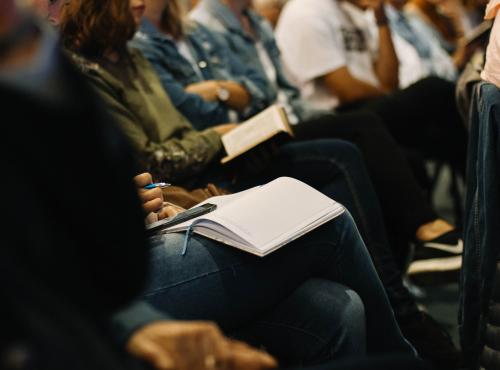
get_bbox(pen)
[144,182,171,190]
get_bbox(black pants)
[294,111,437,244]
[338,76,468,174]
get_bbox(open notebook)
[221,104,293,164]
[161,177,345,257]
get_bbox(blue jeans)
[143,212,413,366]
[461,83,500,367]
[193,139,418,322]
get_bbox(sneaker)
[399,311,464,369]
[408,230,463,277]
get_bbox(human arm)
[276,11,387,106]
[205,25,274,115]
[322,66,387,105]
[138,46,232,129]
[364,0,399,90]
[185,80,251,110]
[85,74,223,182]
[127,321,278,370]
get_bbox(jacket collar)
[138,18,170,41]
[202,0,250,35]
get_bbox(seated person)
[52,0,448,352]
[273,0,467,173]
[132,0,463,272]
[384,0,459,85]
[131,0,272,129]
[1,2,417,367]
[54,0,460,367]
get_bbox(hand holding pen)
[133,173,170,215]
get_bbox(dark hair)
[160,0,185,40]
[60,0,136,58]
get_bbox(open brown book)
[221,105,294,164]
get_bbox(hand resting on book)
[212,123,239,136]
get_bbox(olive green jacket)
[70,49,222,183]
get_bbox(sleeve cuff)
[202,129,223,152]
[111,301,172,345]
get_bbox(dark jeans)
[461,83,500,368]
[193,139,419,325]
[144,212,414,366]
[293,111,437,243]
[338,76,468,174]
[280,355,430,369]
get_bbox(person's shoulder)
[128,47,151,67]
[281,0,339,28]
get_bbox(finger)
[223,340,278,370]
[140,187,164,203]
[130,340,176,370]
[143,198,164,214]
[134,173,153,187]
[157,206,180,220]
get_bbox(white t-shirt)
[275,0,380,110]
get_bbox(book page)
[204,177,342,250]
[221,105,292,161]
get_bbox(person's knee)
[315,139,365,168]
[414,76,454,95]
[298,279,367,359]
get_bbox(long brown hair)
[60,0,136,58]
[160,0,185,40]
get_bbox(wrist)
[215,82,230,102]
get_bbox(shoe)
[408,230,463,277]
[399,311,464,369]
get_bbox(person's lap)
[188,138,419,323]
[142,212,413,361]
[338,77,467,168]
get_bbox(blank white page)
[205,177,340,248]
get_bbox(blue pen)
[144,182,171,190]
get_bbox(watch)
[216,85,231,102]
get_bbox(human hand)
[134,173,164,215]
[185,81,220,102]
[211,123,238,136]
[156,202,185,220]
[127,321,278,370]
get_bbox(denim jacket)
[130,19,270,130]
[461,82,500,368]
[190,0,316,122]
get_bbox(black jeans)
[294,111,437,243]
[338,76,468,175]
